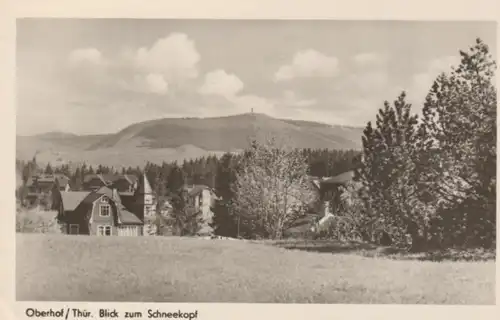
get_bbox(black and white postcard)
[1,1,499,320]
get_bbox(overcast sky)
[16,19,496,135]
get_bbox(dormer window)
[100,197,111,217]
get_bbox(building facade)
[53,174,151,236]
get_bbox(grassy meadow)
[16,234,495,304]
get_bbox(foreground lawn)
[16,234,495,304]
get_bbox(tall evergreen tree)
[419,38,497,247]
[72,167,83,191]
[167,189,203,236]
[356,92,421,249]
[45,163,53,175]
[167,164,185,193]
[210,153,239,237]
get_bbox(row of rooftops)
[25,173,141,191]
[26,173,71,188]
[83,173,138,185]
[27,170,354,196]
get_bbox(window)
[97,225,112,236]
[69,224,79,235]
[118,226,138,236]
[100,204,111,217]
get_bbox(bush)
[322,181,384,243]
[16,206,63,234]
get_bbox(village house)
[24,173,71,209]
[50,170,220,237]
[53,174,152,236]
[183,185,218,236]
[311,171,355,215]
[283,170,355,237]
[144,184,218,236]
[310,170,356,232]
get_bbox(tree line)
[16,148,359,193]
[16,146,359,238]
[352,38,496,251]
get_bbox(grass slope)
[89,113,363,151]
[16,234,495,304]
[16,114,363,168]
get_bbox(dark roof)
[135,173,153,195]
[96,186,114,198]
[53,174,70,187]
[320,171,354,185]
[100,174,122,185]
[117,208,143,224]
[123,174,138,185]
[184,184,214,197]
[84,174,138,185]
[37,176,55,183]
[309,171,355,191]
[119,191,135,197]
[100,173,116,181]
[80,192,105,205]
[60,191,91,211]
[83,174,103,184]
[35,181,55,189]
[62,191,105,216]
[26,174,69,187]
[120,194,136,210]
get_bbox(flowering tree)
[233,136,318,239]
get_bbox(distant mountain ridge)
[16,113,364,167]
[86,113,363,151]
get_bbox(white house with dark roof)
[283,170,356,237]
[183,184,218,236]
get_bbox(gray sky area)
[16,19,496,135]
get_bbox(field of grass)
[16,234,495,304]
